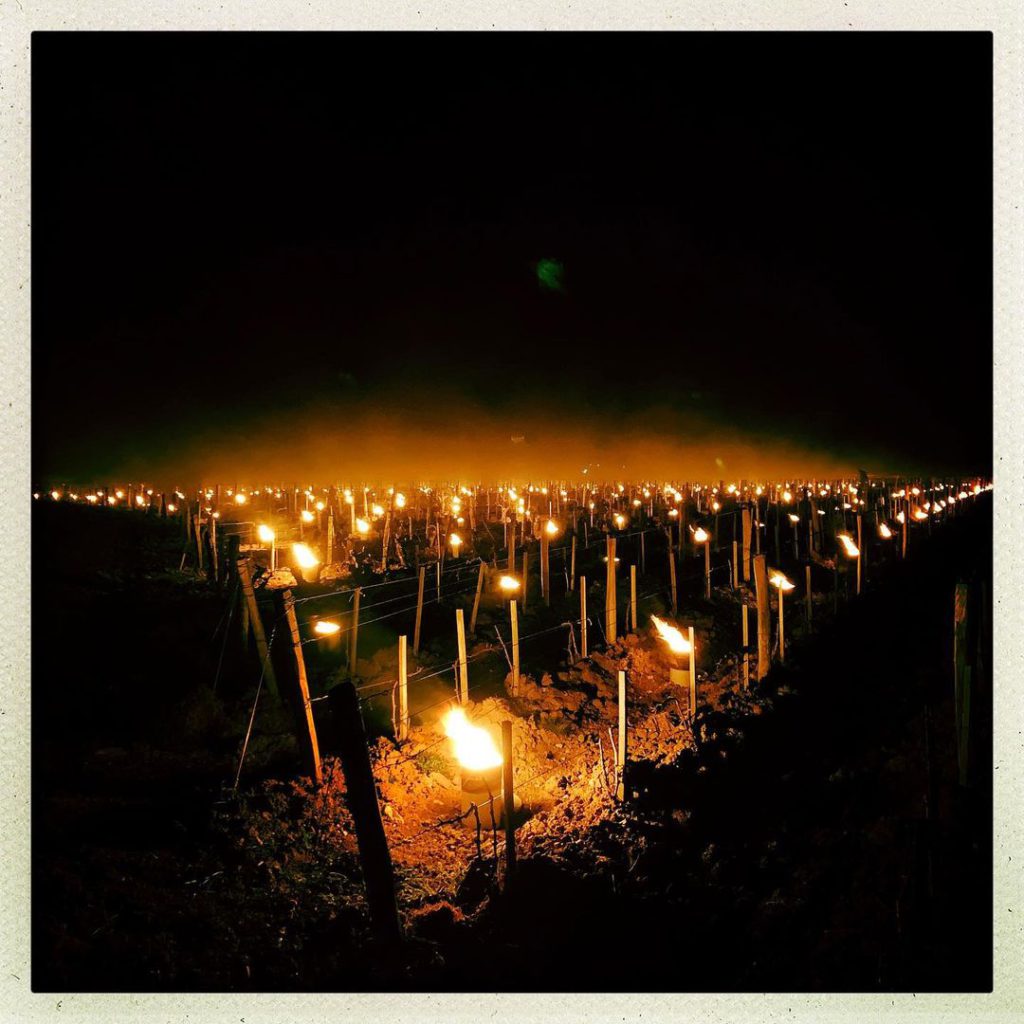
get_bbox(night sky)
[32,32,992,483]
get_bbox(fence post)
[502,719,516,886]
[237,557,279,701]
[579,578,587,658]
[397,634,409,742]
[753,553,770,681]
[510,599,520,696]
[272,588,322,784]
[456,608,469,704]
[349,586,361,677]
[413,566,425,655]
[329,680,403,948]
[630,564,638,632]
[470,560,486,633]
[606,537,617,645]
[616,670,627,802]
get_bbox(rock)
[265,568,298,590]
[540,672,554,688]
[318,562,349,584]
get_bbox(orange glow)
[234,493,248,505]
[693,526,709,544]
[878,522,893,539]
[769,571,795,592]
[650,615,692,655]
[444,707,502,771]
[314,620,341,636]
[301,509,315,523]
[837,533,860,558]
[291,542,319,570]
[545,519,559,536]
[258,524,275,543]
[355,518,370,535]
[499,575,520,592]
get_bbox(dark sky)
[32,32,992,483]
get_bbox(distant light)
[314,620,341,636]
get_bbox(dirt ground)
[31,498,992,991]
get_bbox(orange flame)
[650,615,692,655]
[444,708,502,771]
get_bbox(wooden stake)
[703,540,711,600]
[668,539,678,616]
[741,603,749,689]
[413,565,426,655]
[640,530,646,575]
[805,563,812,627]
[397,634,409,742]
[579,579,588,658]
[510,598,520,695]
[630,564,638,632]
[274,589,322,783]
[731,539,738,590]
[606,537,617,645]
[501,719,516,884]
[753,554,770,681]
[778,588,786,664]
[470,560,486,633]
[329,680,403,948]
[237,558,279,701]
[856,513,862,595]
[456,608,469,704]
[688,625,697,721]
[540,531,550,606]
[742,507,752,582]
[616,670,626,802]
[349,586,361,677]
[569,534,577,590]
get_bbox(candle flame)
[499,575,520,592]
[650,615,692,655]
[693,526,709,544]
[837,533,860,557]
[878,522,893,539]
[769,571,795,592]
[788,513,800,524]
[614,514,626,528]
[314,620,341,636]
[234,493,248,505]
[450,533,462,549]
[301,509,315,522]
[444,707,503,771]
[395,492,406,509]
[257,524,275,543]
[545,519,559,536]
[291,542,319,570]
[356,518,370,535]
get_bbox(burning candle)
[769,570,795,663]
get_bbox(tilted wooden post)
[688,625,697,721]
[741,506,752,582]
[501,719,516,885]
[470,560,486,633]
[616,670,627,802]
[579,578,588,658]
[741,603,749,689]
[731,539,738,590]
[413,566,426,655]
[510,599,520,695]
[329,680,403,948]
[397,634,409,742]
[606,537,617,645]
[349,586,361,677]
[753,554,770,681]
[456,608,469,704]
[668,539,678,616]
[272,589,322,784]
[237,558,279,701]
[569,534,576,590]
[540,531,550,606]
[521,549,529,611]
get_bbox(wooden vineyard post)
[606,537,618,645]
[732,539,739,590]
[326,508,336,564]
[273,589,323,784]
[902,508,908,559]
[640,530,646,575]
[237,558,279,701]
[501,720,516,885]
[470,560,486,633]
[510,599,521,695]
[456,608,469,704]
[208,513,219,584]
[954,583,972,787]
[540,531,550,606]
[741,604,750,689]
[522,550,529,612]
[805,564,813,628]
[703,538,711,600]
[688,625,697,721]
[329,680,403,949]
[630,564,638,632]
[349,586,361,677]
[856,513,863,595]
[413,566,426,655]
[742,507,752,582]
[778,585,786,664]
[396,634,409,742]
[569,534,577,590]
[668,539,678,616]
[753,554,770,681]
[616,670,627,802]
[194,514,204,571]
[579,579,588,658]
